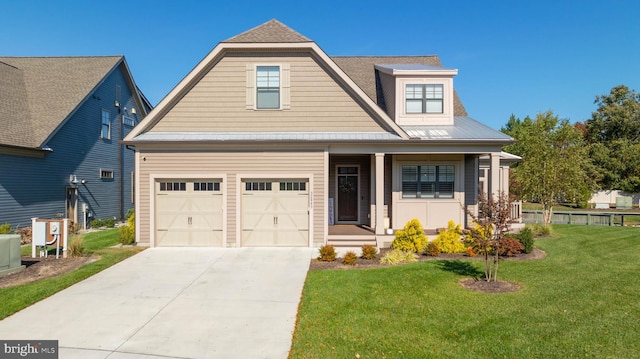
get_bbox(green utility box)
[0,234,25,277]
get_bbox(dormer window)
[405,84,443,114]
[374,64,457,126]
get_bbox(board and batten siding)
[137,149,325,247]
[391,154,466,230]
[150,53,389,133]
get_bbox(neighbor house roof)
[0,56,123,150]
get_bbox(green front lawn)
[290,225,640,358]
[1,229,143,320]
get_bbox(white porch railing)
[511,201,522,223]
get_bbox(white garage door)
[242,179,309,247]
[155,180,223,246]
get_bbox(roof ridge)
[222,18,312,43]
[331,55,439,58]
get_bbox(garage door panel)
[241,180,309,247]
[242,229,275,247]
[155,180,224,247]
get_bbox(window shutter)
[281,64,290,110]
[246,64,255,109]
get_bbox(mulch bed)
[0,255,97,288]
[309,248,546,293]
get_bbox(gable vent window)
[100,169,114,179]
[101,109,111,139]
[406,84,443,114]
[256,66,280,109]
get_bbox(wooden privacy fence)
[522,210,640,226]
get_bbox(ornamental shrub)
[431,220,466,254]
[392,218,428,253]
[515,227,534,254]
[68,235,85,258]
[465,223,494,255]
[0,223,11,234]
[318,245,337,262]
[498,237,524,257]
[380,249,417,265]
[103,218,116,228]
[90,219,104,228]
[426,242,441,257]
[118,212,135,245]
[360,244,378,260]
[343,251,357,265]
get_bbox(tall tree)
[584,85,640,192]
[502,111,595,224]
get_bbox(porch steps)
[327,235,377,248]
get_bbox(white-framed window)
[402,165,454,198]
[123,116,135,126]
[405,84,444,114]
[100,169,114,179]
[101,109,110,139]
[256,66,280,109]
[246,64,290,110]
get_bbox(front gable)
[148,50,396,134]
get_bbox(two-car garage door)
[155,178,309,247]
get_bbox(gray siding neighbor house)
[0,56,150,230]
[124,19,516,248]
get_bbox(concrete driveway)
[0,247,313,358]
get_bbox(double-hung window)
[101,109,110,139]
[402,165,454,198]
[405,84,443,114]
[256,66,280,109]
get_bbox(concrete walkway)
[0,247,313,358]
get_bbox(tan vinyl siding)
[137,149,325,246]
[151,53,388,133]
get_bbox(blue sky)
[2,0,638,130]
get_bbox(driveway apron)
[0,247,313,359]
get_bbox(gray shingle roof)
[331,56,468,117]
[0,56,122,149]
[223,19,311,43]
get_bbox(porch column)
[488,152,501,199]
[375,153,385,235]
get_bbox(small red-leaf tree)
[466,192,513,282]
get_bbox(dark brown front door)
[337,167,358,222]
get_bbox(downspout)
[119,106,124,221]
